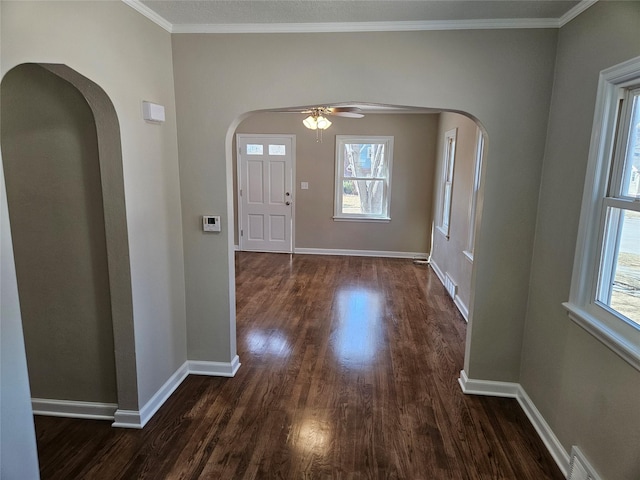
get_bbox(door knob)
[286,201,291,206]
[285,192,290,196]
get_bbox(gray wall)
[430,112,479,317]
[2,63,117,403]
[1,0,187,411]
[235,112,439,254]
[172,29,557,376]
[521,3,640,479]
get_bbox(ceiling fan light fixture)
[316,116,331,130]
[303,115,318,130]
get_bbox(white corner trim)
[121,0,173,32]
[457,370,520,398]
[112,409,143,429]
[188,355,241,377]
[31,398,118,420]
[113,361,189,429]
[558,0,598,27]
[294,248,428,259]
[458,370,571,477]
[171,18,561,34]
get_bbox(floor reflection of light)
[246,329,291,357]
[332,287,383,367]
[294,416,331,455]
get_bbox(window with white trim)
[334,136,394,221]
[564,56,640,371]
[464,129,484,261]
[437,128,457,237]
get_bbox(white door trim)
[236,134,296,252]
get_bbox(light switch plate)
[301,182,309,190]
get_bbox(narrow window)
[437,128,457,238]
[464,129,484,262]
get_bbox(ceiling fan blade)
[332,112,364,118]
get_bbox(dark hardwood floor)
[34,252,563,479]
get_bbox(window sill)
[562,301,640,372]
[333,216,390,223]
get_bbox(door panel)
[238,135,293,252]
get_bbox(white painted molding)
[31,398,117,420]
[458,370,571,477]
[172,18,561,34]
[137,361,190,428]
[294,248,428,259]
[123,0,596,35]
[453,295,469,322]
[429,258,446,285]
[429,260,469,322]
[516,387,571,477]
[113,361,189,428]
[558,0,598,27]
[112,409,143,429]
[457,370,520,398]
[188,355,241,377]
[121,0,173,32]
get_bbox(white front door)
[237,134,294,253]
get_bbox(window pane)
[341,180,384,215]
[621,93,640,198]
[597,207,640,324]
[269,144,286,155]
[342,143,386,179]
[246,144,263,155]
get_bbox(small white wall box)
[202,215,221,232]
[142,101,165,123]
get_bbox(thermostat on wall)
[202,215,221,232]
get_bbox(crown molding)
[559,0,598,27]
[123,0,598,35]
[122,0,173,33]
[172,18,560,34]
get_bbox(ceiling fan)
[301,106,364,126]
[300,107,364,142]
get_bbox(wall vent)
[568,446,601,480]
[444,272,457,299]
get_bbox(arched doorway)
[1,63,138,420]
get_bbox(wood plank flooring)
[34,252,563,479]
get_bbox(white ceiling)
[129,0,596,33]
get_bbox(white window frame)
[333,135,394,222]
[437,128,457,238]
[564,55,640,372]
[464,129,485,262]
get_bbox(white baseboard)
[516,385,570,476]
[188,355,241,377]
[113,361,189,429]
[32,398,117,420]
[453,295,469,322]
[112,409,143,429]
[45,357,241,429]
[138,361,190,428]
[458,370,570,477]
[430,260,469,322]
[294,247,428,259]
